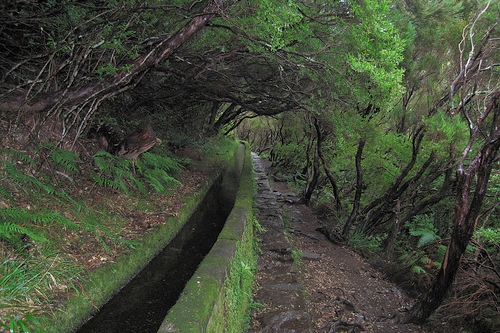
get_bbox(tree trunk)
[343,138,365,237]
[405,90,500,324]
[303,147,320,206]
[314,118,341,211]
[399,166,453,227]
[361,128,424,219]
[383,199,401,260]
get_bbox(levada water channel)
[75,146,244,333]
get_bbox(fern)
[49,146,81,174]
[1,149,35,166]
[0,208,48,243]
[412,265,427,274]
[92,151,182,195]
[1,149,129,252]
[2,161,54,196]
[136,152,182,194]
[144,170,166,193]
[407,214,441,247]
[143,168,181,194]
[139,152,182,174]
[0,186,13,203]
[42,210,80,230]
[92,151,136,194]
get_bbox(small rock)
[391,287,402,297]
[301,250,324,260]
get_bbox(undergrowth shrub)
[47,145,82,174]
[136,152,182,194]
[0,208,50,244]
[91,151,182,195]
[398,214,446,275]
[348,232,385,257]
[269,142,307,171]
[1,148,110,248]
[1,145,183,248]
[435,229,500,332]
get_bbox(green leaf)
[412,265,427,274]
[416,231,440,247]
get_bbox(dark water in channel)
[76,156,242,333]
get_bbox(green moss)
[212,143,257,332]
[158,142,257,333]
[209,215,257,333]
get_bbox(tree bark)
[303,146,320,206]
[384,199,401,260]
[405,90,500,324]
[361,128,424,218]
[399,166,453,227]
[314,118,341,211]
[343,138,365,237]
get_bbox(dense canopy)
[1,0,500,331]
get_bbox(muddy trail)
[249,154,427,333]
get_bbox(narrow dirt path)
[249,155,428,333]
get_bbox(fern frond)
[50,147,81,174]
[143,168,182,194]
[144,171,166,193]
[0,186,13,203]
[43,210,80,230]
[1,149,35,166]
[2,161,47,194]
[141,152,182,174]
[0,208,48,242]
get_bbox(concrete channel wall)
[41,141,252,333]
[158,142,254,332]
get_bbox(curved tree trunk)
[362,129,432,233]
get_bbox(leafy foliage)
[48,146,82,174]
[269,142,307,172]
[408,214,441,248]
[348,232,384,257]
[475,227,500,245]
[1,148,128,249]
[136,152,182,193]
[0,313,38,333]
[347,0,406,109]
[91,151,138,194]
[398,215,446,275]
[250,0,304,51]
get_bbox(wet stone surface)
[248,153,312,333]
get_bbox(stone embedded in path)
[301,250,324,261]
